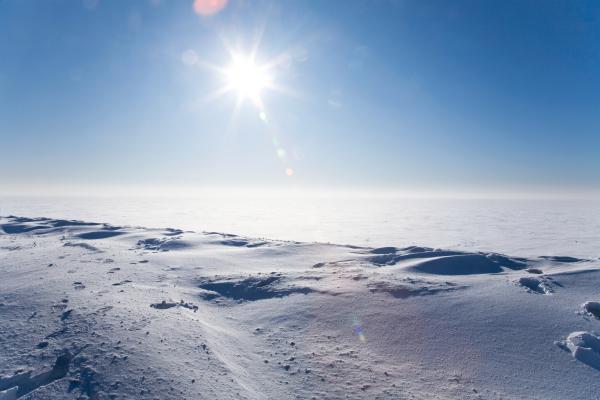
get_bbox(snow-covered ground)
[2,215,600,399]
[1,195,599,259]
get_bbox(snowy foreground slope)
[1,216,600,399]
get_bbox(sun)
[189,41,297,177]
[197,47,287,112]
[224,55,272,103]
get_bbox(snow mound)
[518,276,553,294]
[367,247,528,275]
[565,331,600,370]
[136,237,190,251]
[582,301,600,319]
[408,254,505,275]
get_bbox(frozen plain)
[2,212,600,399]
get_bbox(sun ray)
[201,84,236,103]
[249,19,268,64]
[227,94,244,131]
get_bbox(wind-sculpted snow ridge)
[364,246,528,275]
[1,215,600,399]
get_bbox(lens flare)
[181,49,199,66]
[193,0,228,16]
[353,318,366,343]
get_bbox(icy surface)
[1,195,600,258]
[2,215,600,399]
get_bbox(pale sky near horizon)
[1,0,599,194]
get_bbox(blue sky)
[1,0,599,194]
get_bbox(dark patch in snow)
[204,232,238,237]
[518,276,552,294]
[1,224,49,234]
[218,238,268,248]
[63,242,100,252]
[485,253,528,269]
[76,230,124,240]
[137,237,190,251]
[526,268,543,274]
[540,256,587,263]
[367,279,463,298]
[410,254,504,275]
[366,247,528,275]
[49,220,100,228]
[68,366,100,398]
[369,247,398,254]
[164,228,184,236]
[403,246,433,253]
[0,245,22,251]
[583,302,600,319]
[61,309,74,321]
[150,300,198,312]
[137,238,164,250]
[198,275,313,301]
[150,300,177,309]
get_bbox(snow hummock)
[565,331,600,370]
[1,215,600,399]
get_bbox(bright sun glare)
[189,44,296,177]
[225,56,271,102]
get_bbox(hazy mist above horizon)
[1,0,599,194]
